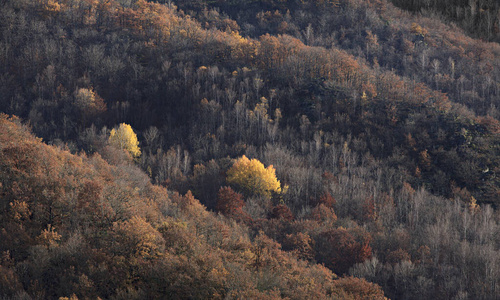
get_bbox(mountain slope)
[1,0,500,299]
[0,114,389,299]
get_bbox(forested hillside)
[0,0,499,299]
[2,115,380,299]
[391,0,500,42]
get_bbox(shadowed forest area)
[0,0,499,299]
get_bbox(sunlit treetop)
[226,155,281,197]
[108,123,141,158]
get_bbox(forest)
[0,0,499,299]
[390,0,500,42]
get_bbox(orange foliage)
[386,248,411,265]
[252,231,286,271]
[36,224,62,248]
[317,192,336,208]
[258,34,288,70]
[36,0,63,19]
[282,232,315,261]
[310,204,337,223]
[411,22,428,37]
[332,276,386,300]
[258,34,303,70]
[112,216,165,259]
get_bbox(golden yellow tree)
[108,123,141,157]
[226,155,281,197]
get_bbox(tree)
[226,155,281,197]
[331,276,386,300]
[112,216,165,259]
[216,186,249,222]
[315,227,372,275]
[282,232,315,260]
[108,123,141,158]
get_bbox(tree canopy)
[108,123,141,158]
[226,155,282,197]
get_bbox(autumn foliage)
[331,276,386,300]
[270,204,294,221]
[0,115,359,299]
[315,227,372,275]
[2,0,500,298]
[216,186,251,222]
[108,123,141,158]
[226,155,282,197]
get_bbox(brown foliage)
[315,191,337,208]
[216,186,244,214]
[252,231,286,271]
[310,204,337,223]
[216,186,251,223]
[315,227,372,274]
[112,216,165,259]
[386,248,411,265]
[282,232,315,261]
[332,276,386,300]
[269,204,294,221]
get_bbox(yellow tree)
[226,155,281,197]
[108,123,141,157]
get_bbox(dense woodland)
[0,0,499,299]
[391,0,500,42]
